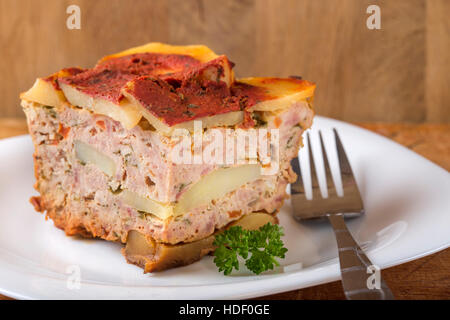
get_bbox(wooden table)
[0,119,448,300]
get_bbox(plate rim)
[0,116,449,299]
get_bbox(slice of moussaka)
[21,43,315,272]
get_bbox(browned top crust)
[22,43,316,131]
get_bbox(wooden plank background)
[1,0,449,122]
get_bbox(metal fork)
[290,129,394,300]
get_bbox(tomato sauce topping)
[231,81,270,107]
[58,52,277,127]
[58,53,201,104]
[125,76,244,126]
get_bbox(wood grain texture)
[426,0,450,122]
[0,118,28,139]
[0,119,448,300]
[0,0,448,122]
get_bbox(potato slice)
[121,190,174,220]
[60,83,142,130]
[123,230,215,273]
[123,212,277,272]
[174,164,261,215]
[260,100,311,122]
[74,141,261,220]
[230,212,277,229]
[74,140,116,176]
[122,92,244,135]
[237,77,315,111]
[20,78,65,108]
[20,68,84,108]
[98,42,219,64]
[120,164,261,219]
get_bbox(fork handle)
[327,214,395,300]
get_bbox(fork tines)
[290,129,364,220]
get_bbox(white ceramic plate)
[0,116,448,300]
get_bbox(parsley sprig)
[213,223,288,275]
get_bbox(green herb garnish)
[213,223,287,275]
